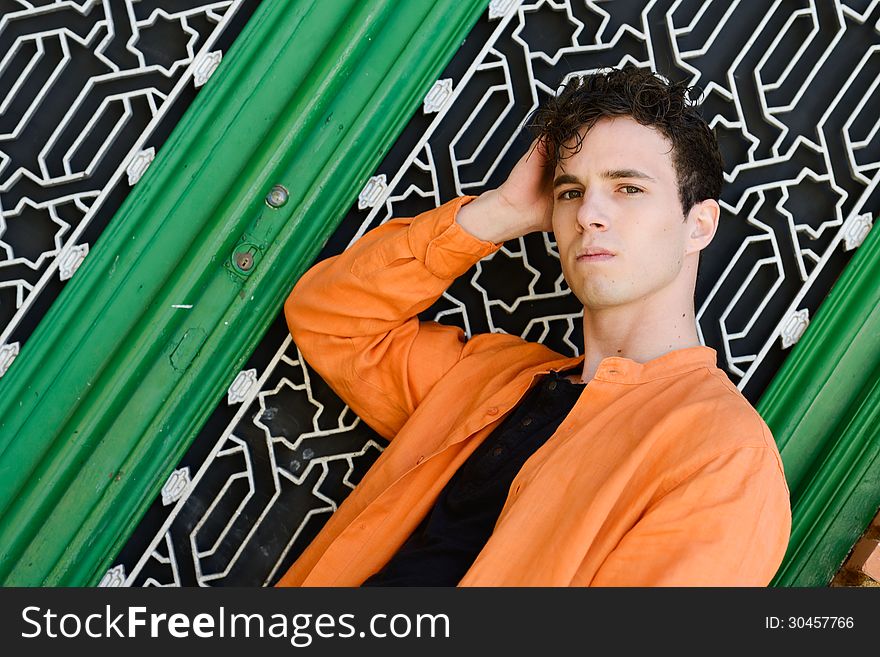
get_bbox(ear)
[685,198,719,255]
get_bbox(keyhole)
[235,252,253,270]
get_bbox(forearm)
[455,189,545,244]
[285,197,498,342]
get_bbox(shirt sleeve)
[284,196,504,440]
[588,445,792,586]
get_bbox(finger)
[531,136,554,168]
[523,136,545,165]
[535,135,549,159]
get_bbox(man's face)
[551,116,695,311]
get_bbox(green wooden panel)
[761,217,880,586]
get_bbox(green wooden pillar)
[761,217,880,586]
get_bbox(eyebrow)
[553,169,658,188]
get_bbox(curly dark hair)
[528,64,723,215]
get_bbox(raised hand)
[456,137,555,243]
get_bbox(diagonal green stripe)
[760,215,880,586]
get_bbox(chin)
[577,286,634,310]
[569,277,607,299]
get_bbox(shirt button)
[547,381,557,391]
[522,416,533,426]
[492,446,504,456]
[486,407,498,415]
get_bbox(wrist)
[455,190,536,243]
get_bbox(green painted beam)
[760,217,880,586]
[0,0,487,586]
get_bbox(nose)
[575,188,609,233]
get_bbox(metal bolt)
[265,184,289,208]
[234,251,254,271]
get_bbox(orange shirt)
[276,196,791,586]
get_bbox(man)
[276,65,791,586]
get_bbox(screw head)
[265,184,289,208]
[234,251,254,271]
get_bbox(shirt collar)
[548,345,718,385]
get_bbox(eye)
[558,189,582,201]
[620,185,642,195]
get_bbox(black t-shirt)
[361,368,585,586]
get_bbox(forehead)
[555,116,675,181]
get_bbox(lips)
[576,247,615,261]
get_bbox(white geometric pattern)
[490,0,520,20]
[227,368,258,405]
[193,50,222,88]
[98,564,125,587]
[843,213,873,251]
[126,148,155,186]
[57,242,88,281]
[780,308,810,349]
[0,341,19,377]
[125,348,383,586]
[161,467,191,507]
[357,174,387,210]
[423,78,454,114]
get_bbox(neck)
[575,296,700,384]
